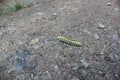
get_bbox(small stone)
[30,73,35,78]
[72,65,80,70]
[98,23,105,29]
[71,77,79,80]
[29,38,39,45]
[0,31,3,36]
[0,22,5,27]
[54,65,58,69]
[81,60,89,68]
[90,62,105,71]
[114,8,119,11]
[78,68,88,76]
[32,43,44,50]
[74,50,83,61]
[107,2,112,6]
[45,71,52,80]
[72,22,81,27]
[109,53,119,62]
[100,52,104,55]
[75,50,83,56]
[107,63,116,72]
[94,33,99,40]
[14,58,26,67]
[6,54,14,60]
[107,0,111,1]
[83,29,92,35]
[49,13,58,20]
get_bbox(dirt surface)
[0,0,120,80]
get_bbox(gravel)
[0,0,120,80]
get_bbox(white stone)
[94,33,99,40]
[98,23,105,29]
[29,38,39,45]
[107,2,111,6]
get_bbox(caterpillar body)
[57,36,81,47]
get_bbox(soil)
[0,0,120,80]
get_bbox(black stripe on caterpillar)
[57,36,81,47]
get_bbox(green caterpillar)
[57,36,81,47]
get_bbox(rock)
[100,52,104,55]
[7,50,39,76]
[94,33,99,40]
[90,62,105,71]
[74,50,83,62]
[5,54,14,60]
[49,13,58,20]
[14,58,26,67]
[40,71,52,80]
[16,50,30,59]
[72,22,81,27]
[107,63,116,73]
[94,47,102,54]
[107,2,112,6]
[54,65,58,69]
[109,53,119,62]
[30,73,36,78]
[0,21,5,28]
[72,65,80,70]
[81,60,90,68]
[83,29,92,35]
[78,68,88,76]
[0,31,3,36]
[98,23,105,29]
[29,37,39,45]
[75,50,83,56]
[71,77,79,80]
[13,50,30,68]
[31,43,44,50]
[114,8,119,11]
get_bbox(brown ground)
[0,0,120,80]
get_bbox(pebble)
[94,47,102,54]
[75,50,83,56]
[107,63,116,73]
[74,50,83,62]
[114,8,119,11]
[107,2,112,6]
[107,0,111,6]
[0,22,5,28]
[81,60,89,68]
[98,23,105,29]
[30,73,36,78]
[14,58,26,67]
[16,50,30,59]
[94,33,99,40]
[29,38,39,45]
[71,77,79,80]
[72,22,81,27]
[54,65,58,69]
[90,62,105,71]
[78,68,88,76]
[0,31,3,36]
[40,71,52,80]
[100,52,104,55]
[49,13,58,20]
[83,29,92,35]
[109,53,119,62]
[5,54,14,60]
[32,43,44,50]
